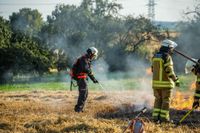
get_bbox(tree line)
[0,0,199,83]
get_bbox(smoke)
[133,78,154,110]
[92,55,154,111]
[125,55,149,77]
[93,58,109,81]
[124,55,154,110]
[174,16,200,72]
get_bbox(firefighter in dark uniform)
[192,59,200,109]
[152,39,180,123]
[71,47,99,112]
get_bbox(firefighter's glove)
[175,78,180,87]
[89,74,98,83]
[192,99,199,109]
[92,78,99,84]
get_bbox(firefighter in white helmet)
[152,39,180,123]
[70,47,99,112]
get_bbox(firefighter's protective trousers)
[75,78,88,111]
[153,89,171,121]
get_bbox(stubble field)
[0,90,200,133]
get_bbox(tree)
[0,17,12,48]
[80,0,122,17]
[9,8,43,37]
[0,33,52,83]
[42,1,161,72]
[119,16,159,52]
[41,1,123,70]
[0,9,53,83]
[104,16,160,71]
[9,8,52,74]
[0,17,12,83]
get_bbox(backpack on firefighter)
[69,58,82,91]
[70,58,82,81]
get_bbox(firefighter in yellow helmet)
[152,39,180,123]
[192,59,200,109]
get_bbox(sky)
[0,0,197,22]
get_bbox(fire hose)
[175,105,198,127]
[174,49,199,65]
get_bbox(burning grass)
[0,90,200,133]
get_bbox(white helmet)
[161,39,178,48]
[185,58,198,74]
[86,47,98,60]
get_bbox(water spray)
[98,82,105,90]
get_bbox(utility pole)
[147,0,156,21]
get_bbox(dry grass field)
[0,90,200,133]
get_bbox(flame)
[146,67,152,75]
[171,91,193,110]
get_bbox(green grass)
[0,79,139,91]
[0,74,197,91]
[0,82,69,91]
[178,74,196,91]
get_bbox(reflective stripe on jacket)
[77,73,87,79]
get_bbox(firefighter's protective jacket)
[152,50,177,89]
[71,55,95,81]
[192,66,200,99]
